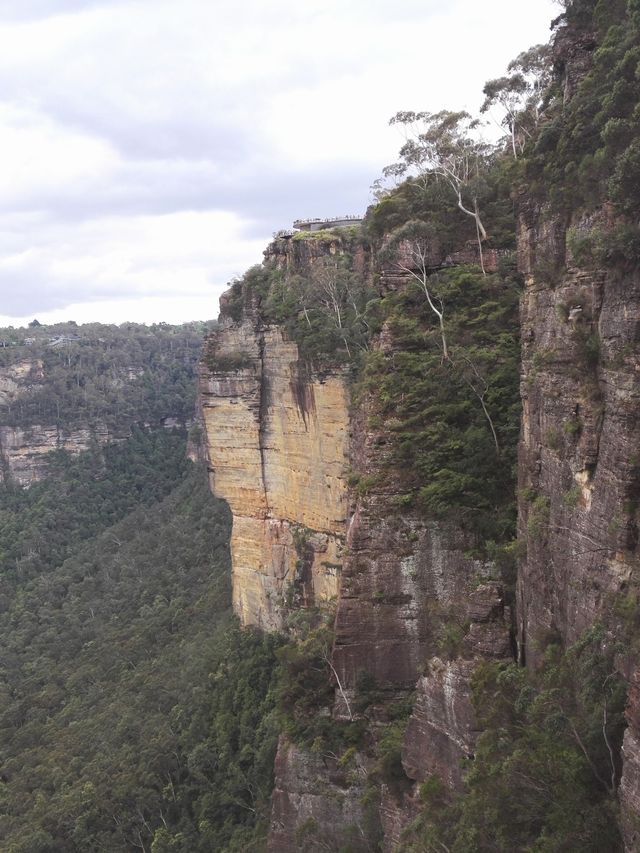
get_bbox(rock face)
[513,22,640,844]
[0,423,111,486]
[515,196,640,655]
[268,737,372,853]
[402,583,511,791]
[517,200,640,846]
[0,358,113,486]
[199,316,349,630]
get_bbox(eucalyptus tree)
[384,110,492,273]
[481,44,552,158]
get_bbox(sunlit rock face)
[199,316,349,630]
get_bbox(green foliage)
[263,257,377,369]
[527,494,551,539]
[526,0,640,221]
[437,620,468,660]
[372,721,411,795]
[568,222,640,269]
[0,454,283,851]
[0,429,189,586]
[203,347,253,373]
[0,321,211,432]
[368,157,517,253]
[563,484,583,507]
[277,613,366,751]
[354,670,381,713]
[402,629,626,852]
[358,266,521,547]
[563,414,582,436]
[217,248,377,370]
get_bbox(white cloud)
[0,0,558,325]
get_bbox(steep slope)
[198,3,640,848]
[200,220,521,849]
[0,320,283,852]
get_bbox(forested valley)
[0,324,282,852]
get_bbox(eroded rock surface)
[268,737,373,853]
[199,316,349,630]
[517,203,640,847]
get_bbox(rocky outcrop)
[268,737,373,852]
[0,358,114,485]
[199,231,515,848]
[514,11,640,847]
[199,315,349,630]
[0,423,110,486]
[402,583,511,791]
[516,201,638,653]
[517,200,640,846]
[0,358,44,405]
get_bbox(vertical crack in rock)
[256,329,271,517]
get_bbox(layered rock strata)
[199,315,349,630]
[0,423,110,486]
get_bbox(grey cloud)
[0,266,123,315]
[0,157,376,229]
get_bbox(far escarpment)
[0,322,209,485]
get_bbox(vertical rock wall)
[517,201,640,847]
[199,236,514,848]
[199,315,349,630]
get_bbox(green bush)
[402,628,627,852]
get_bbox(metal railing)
[292,214,362,229]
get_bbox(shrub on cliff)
[359,265,521,548]
[526,0,640,217]
[402,628,626,852]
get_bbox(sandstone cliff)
[200,229,516,849]
[515,17,640,849]
[199,316,349,630]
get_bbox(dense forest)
[0,327,283,852]
[0,321,213,431]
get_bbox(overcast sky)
[0,0,557,327]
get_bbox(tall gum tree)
[384,110,491,274]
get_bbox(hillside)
[3,0,640,850]
[0,321,211,485]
